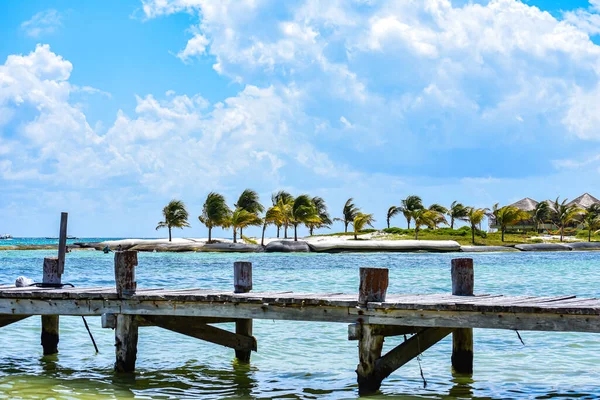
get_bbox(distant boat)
[0,234,12,240]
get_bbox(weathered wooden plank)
[42,257,60,355]
[57,212,68,275]
[348,323,418,340]
[141,315,256,352]
[451,258,473,374]
[234,261,254,362]
[0,315,30,328]
[115,314,138,372]
[375,328,454,382]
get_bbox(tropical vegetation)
[156,200,191,242]
[198,192,231,243]
[353,213,375,240]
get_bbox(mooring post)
[356,267,389,395]
[451,258,474,374]
[41,257,61,355]
[114,250,138,372]
[233,261,253,363]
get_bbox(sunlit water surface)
[1,250,599,399]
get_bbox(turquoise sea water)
[0,249,599,399]
[0,238,123,246]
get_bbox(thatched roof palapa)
[508,197,538,212]
[567,193,600,209]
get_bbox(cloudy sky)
[2,0,600,238]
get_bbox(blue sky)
[2,0,600,238]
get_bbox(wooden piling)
[451,258,474,374]
[234,261,253,363]
[57,212,68,275]
[356,267,389,395]
[41,257,60,355]
[114,251,138,372]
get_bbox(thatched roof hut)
[567,193,600,209]
[508,197,538,212]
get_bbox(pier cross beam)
[451,258,474,374]
[356,267,388,395]
[41,257,61,355]
[234,261,254,363]
[114,250,139,372]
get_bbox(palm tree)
[582,204,600,242]
[399,195,424,229]
[386,206,401,229]
[261,207,280,246]
[156,200,191,242]
[428,204,448,229]
[448,201,468,229]
[461,207,488,245]
[353,213,375,240]
[291,195,321,241]
[198,192,231,243]
[411,209,438,240]
[307,196,332,236]
[334,198,360,233]
[235,189,264,238]
[491,203,530,242]
[226,208,262,244]
[552,197,583,242]
[271,191,293,238]
[532,201,551,233]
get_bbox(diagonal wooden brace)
[0,315,30,328]
[141,315,257,352]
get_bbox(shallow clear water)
[1,249,599,399]
[0,238,122,247]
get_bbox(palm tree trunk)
[451,218,454,229]
[354,232,357,240]
[344,222,348,233]
[169,227,172,242]
[309,227,314,236]
[560,226,564,242]
[261,223,266,246]
[208,227,212,243]
[471,224,475,244]
[501,227,505,242]
[277,226,280,238]
[415,227,419,240]
[387,219,390,229]
[589,228,592,242]
[233,229,237,244]
[294,224,298,241]
[407,219,411,229]
[284,224,288,239]
[240,227,243,240]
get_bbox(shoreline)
[3,236,600,253]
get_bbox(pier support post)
[451,258,474,374]
[41,257,61,355]
[356,267,388,395]
[114,250,138,372]
[234,261,253,363]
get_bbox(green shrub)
[529,238,544,243]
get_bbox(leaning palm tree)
[411,209,438,240]
[386,206,401,229]
[532,201,551,233]
[307,196,332,236]
[581,204,600,242]
[261,207,280,246]
[271,191,294,238]
[552,197,583,242]
[156,200,191,242]
[353,213,375,240]
[334,198,360,233]
[491,203,530,242]
[235,189,264,238]
[198,192,231,243]
[226,208,262,244]
[461,207,489,245]
[290,195,321,241]
[428,204,448,229]
[399,195,424,229]
[448,201,468,229]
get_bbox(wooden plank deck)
[1,285,599,332]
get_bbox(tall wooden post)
[234,261,253,363]
[451,258,474,374]
[41,257,60,355]
[114,250,138,372]
[57,212,68,275]
[356,267,389,395]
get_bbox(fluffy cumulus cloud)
[20,9,63,38]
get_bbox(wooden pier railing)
[1,251,600,395]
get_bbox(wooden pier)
[1,252,600,394]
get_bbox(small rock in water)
[15,276,34,287]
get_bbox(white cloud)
[21,9,63,38]
[177,32,209,61]
[340,116,353,129]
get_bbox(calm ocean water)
[0,238,124,246]
[0,249,599,399]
